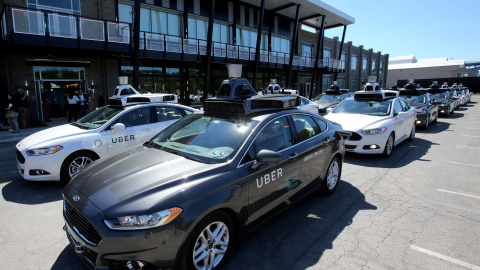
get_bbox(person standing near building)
[6,93,19,133]
[42,83,51,122]
[87,88,95,113]
[15,87,30,129]
[67,90,80,123]
[78,89,88,118]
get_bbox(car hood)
[20,124,93,148]
[325,113,389,131]
[70,146,225,217]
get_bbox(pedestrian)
[14,87,30,129]
[66,90,80,123]
[87,88,95,113]
[97,92,105,108]
[42,83,51,122]
[6,94,19,133]
[78,89,88,118]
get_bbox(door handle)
[288,153,299,160]
[323,138,334,145]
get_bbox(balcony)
[1,5,344,72]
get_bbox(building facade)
[1,0,388,122]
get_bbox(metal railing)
[1,6,339,69]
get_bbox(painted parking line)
[461,135,480,138]
[456,145,480,150]
[411,245,480,270]
[437,189,480,200]
[450,161,480,168]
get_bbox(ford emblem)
[73,195,80,202]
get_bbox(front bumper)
[415,113,428,126]
[438,105,450,115]
[343,131,390,154]
[16,142,63,181]
[62,186,187,270]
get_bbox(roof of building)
[389,55,465,70]
[241,0,355,29]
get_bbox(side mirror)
[251,149,282,169]
[111,123,126,133]
[336,130,352,140]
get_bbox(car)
[398,87,439,129]
[455,87,468,106]
[324,89,416,157]
[313,85,353,115]
[431,90,455,117]
[298,96,319,114]
[16,97,198,182]
[62,87,350,270]
[448,89,461,109]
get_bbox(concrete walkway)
[0,117,68,144]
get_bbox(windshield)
[433,93,448,99]
[74,106,123,129]
[148,114,258,164]
[313,94,342,103]
[331,99,392,116]
[400,94,427,106]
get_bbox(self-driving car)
[62,90,350,270]
[313,85,352,115]
[16,97,197,182]
[325,90,416,157]
[398,89,438,129]
[425,86,455,117]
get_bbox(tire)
[61,151,98,183]
[408,125,415,141]
[382,133,394,157]
[180,211,234,270]
[320,156,342,195]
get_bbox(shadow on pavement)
[344,137,436,168]
[2,178,64,204]
[416,121,450,134]
[224,180,376,269]
[51,245,85,270]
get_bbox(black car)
[62,91,350,270]
[313,85,353,115]
[399,88,439,129]
[424,84,455,117]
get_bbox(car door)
[105,107,154,156]
[392,99,407,142]
[240,116,304,225]
[398,99,414,137]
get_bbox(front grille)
[348,132,362,141]
[16,150,25,164]
[64,199,102,246]
[345,145,356,150]
[66,226,97,269]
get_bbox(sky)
[321,0,480,62]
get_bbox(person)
[6,94,19,133]
[97,92,105,108]
[87,89,95,113]
[78,89,88,118]
[14,87,30,129]
[42,84,51,122]
[66,90,80,123]
[49,87,60,118]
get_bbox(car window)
[120,88,136,95]
[398,99,409,111]
[112,107,151,127]
[74,106,123,129]
[217,84,231,97]
[301,97,310,105]
[292,115,321,142]
[234,84,256,96]
[332,99,392,116]
[313,117,328,132]
[154,106,184,122]
[393,101,403,115]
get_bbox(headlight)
[26,146,63,156]
[104,207,182,230]
[361,127,387,135]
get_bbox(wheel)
[408,125,415,141]
[180,211,233,270]
[382,133,394,157]
[61,151,98,183]
[320,156,342,195]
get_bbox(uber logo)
[112,135,135,143]
[256,168,283,188]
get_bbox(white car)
[299,96,318,114]
[16,100,198,182]
[324,90,416,157]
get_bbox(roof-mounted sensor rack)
[354,90,389,101]
[203,95,301,116]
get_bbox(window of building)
[323,49,331,60]
[372,59,376,72]
[337,78,346,89]
[120,4,181,36]
[271,36,290,54]
[322,75,331,92]
[237,28,268,49]
[28,0,81,15]
[380,61,384,74]
[362,55,367,71]
[118,4,133,23]
[302,43,313,58]
[351,54,357,70]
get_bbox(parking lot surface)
[0,97,479,270]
